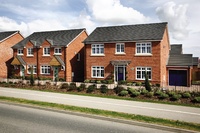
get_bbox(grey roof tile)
[55,55,65,66]
[0,31,18,42]
[167,54,193,66]
[12,29,85,49]
[84,22,167,44]
[193,57,199,66]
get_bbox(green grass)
[0,96,200,132]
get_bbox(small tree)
[30,66,34,86]
[145,72,151,92]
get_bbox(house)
[0,31,24,78]
[167,44,200,86]
[83,22,170,86]
[11,29,88,82]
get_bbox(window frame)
[17,48,24,55]
[115,43,125,54]
[27,48,34,56]
[91,66,104,78]
[54,47,62,55]
[77,53,81,61]
[91,44,104,55]
[27,65,37,74]
[136,42,152,55]
[41,65,51,75]
[43,47,50,56]
[136,67,152,80]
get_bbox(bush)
[154,90,162,96]
[101,80,107,84]
[86,84,96,93]
[182,92,191,98]
[114,86,125,94]
[193,97,200,103]
[59,78,65,82]
[96,80,101,84]
[100,85,108,93]
[141,89,148,95]
[61,83,69,89]
[131,91,140,97]
[167,91,176,97]
[158,93,169,100]
[119,90,128,96]
[84,79,90,83]
[135,82,142,86]
[145,92,154,98]
[118,80,127,85]
[170,94,182,101]
[144,72,151,91]
[68,82,76,91]
[78,83,86,92]
[107,80,113,84]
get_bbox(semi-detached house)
[11,29,88,82]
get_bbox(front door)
[53,66,59,81]
[20,65,25,78]
[115,65,126,82]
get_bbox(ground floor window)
[136,67,152,80]
[41,66,51,74]
[27,65,37,74]
[92,66,104,78]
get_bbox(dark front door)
[118,67,124,81]
[169,70,187,86]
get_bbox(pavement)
[0,87,200,124]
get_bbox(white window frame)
[27,65,37,74]
[136,67,152,80]
[136,42,152,55]
[54,47,61,55]
[41,65,51,74]
[91,44,104,55]
[43,47,50,56]
[116,43,125,54]
[27,48,34,56]
[91,66,104,78]
[17,48,23,55]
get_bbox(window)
[136,42,151,54]
[116,43,125,53]
[41,66,51,74]
[136,67,152,80]
[43,47,50,56]
[54,48,61,55]
[27,65,37,74]
[27,48,33,56]
[18,48,23,55]
[92,66,104,78]
[77,53,80,61]
[91,44,104,55]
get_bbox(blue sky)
[0,0,199,57]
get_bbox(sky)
[0,0,199,57]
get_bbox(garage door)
[169,70,187,86]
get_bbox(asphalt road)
[0,102,176,133]
[0,87,200,124]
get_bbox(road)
[0,87,200,124]
[0,102,175,133]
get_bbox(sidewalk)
[0,87,200,124]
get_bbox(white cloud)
[156,1,189,40]
[86,0,149,25]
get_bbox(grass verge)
[0,96,200,132]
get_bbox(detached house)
[0,31,24,78]
[11,29,88,82]
[84,22,170,86]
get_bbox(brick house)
[167,44,200,86]
[83,22,170,86]
[11,29,88,82]
[0,31,24,78]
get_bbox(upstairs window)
[116,43,125,54]
[54,47,61,55]
[27,48,33,56]
[91,44,104,55]
[43,47,50,56]
[136,42,152,54]
[17,48,23,55]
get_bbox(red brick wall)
[0,32,23,78]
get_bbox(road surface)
[0,87,200,124]
[0,102,176,133]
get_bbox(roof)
[12,29,85,49]
[170,44,182,55]
[193,57,199,66]
[0,31,18,42]
[167,54,193,66]
[84,22,168,44]
[50,56,65,66]
[11,56,26,66]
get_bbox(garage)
[169,70,187,86]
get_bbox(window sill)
[27,55,34,57]
[90,54,105,57]
[115,53,126,55]
[135,54,152,57]
[136,79,152,81]
[17,54,24,56]
[54,53,62,55]
[42,55,50,57]
[91,77,104,78]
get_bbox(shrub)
[135,82,142,86]
[84,79,90,83]
[59,78,65,82]
[61,83,69,89]
[107,80,113,84]
[78,83,86,91]
[68,82,76,91]
[119,90,128,96]
[154,90,162,96]
[144,72,151,92]
[101,80,107,84]
[114,86,125,94]
[118,80,126,85]
[170,94,182,101]
[167,91,176,97]
[86,84,96,93]
[100,84,108,93]
[193,97,200,103]
[158,93,169,100]
[182,92,191,98]
[127,82,132,86]
[131,91,140,97]
[141,89,148,95]
[145,92,154,98]
[96,80,101,84]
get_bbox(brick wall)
[0,32,23,78]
